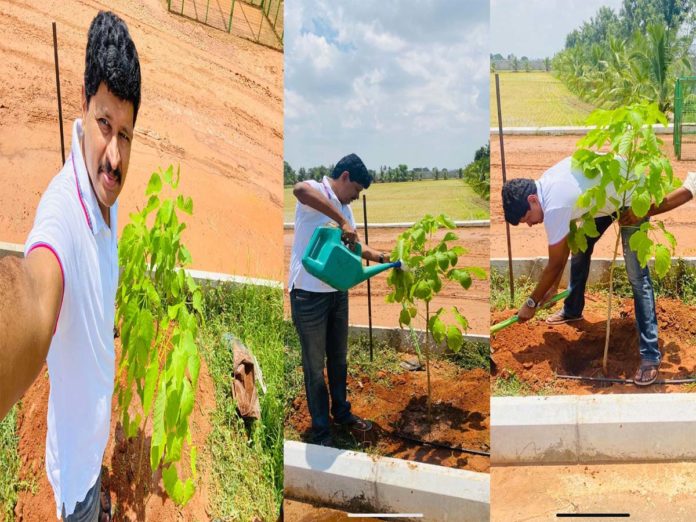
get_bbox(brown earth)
[0,0,283,281]
[14,340,216,521]
[491,293,696,394]
[283,499,361,522]
[490,134,696,259]
[284,226,490,334]
[287,359,490,473]
[491,462,696,521]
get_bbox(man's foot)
[335,414,372,431]
[545,310,583,325]
[634,361,660,386]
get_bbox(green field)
[490,72,596,127]
[284,179,489,222]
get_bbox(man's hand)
[619,208,641,226]
[340,221,358,246]
[539,285,559,307]
[518,302,536,322]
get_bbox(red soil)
[0,0,283,281]
[491,293,696,394]
[284,226,490,335]
[287,358,490,473]
[14,340,216,521]
[490,134,696,260]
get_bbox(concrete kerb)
[490,123,674,136]
[491,393,696,465]
[284,220,490,230]
[0,242,284,290]
[348,324,488,354]
[490,256,696,287]
[284,440,490,521]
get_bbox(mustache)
[99,161,121,182]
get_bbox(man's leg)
[325,291,351,423]
[61,474,101,522]
[290,289,332,442]
[562,215,615,317]
[621,223,660,364]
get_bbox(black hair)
[502,178,537,225]
[331,153,372,189]
[84,11,141,124]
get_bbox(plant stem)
[603,220,622,373]
[425,301,432,421]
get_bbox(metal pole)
[52,22,65,165]
[228,0,235,33]
[495,73,514,302]
[363,194,373,362]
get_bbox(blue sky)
[284,0,490,170]
[491,0,624,59]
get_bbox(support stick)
[52,22,65,165]
[363,195,373,362]
[495,73,514,302]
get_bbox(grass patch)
[284,179,489,223]
[0,405,33,522]
[489,72,596,127]
[491,371,531,396]
[490,268,537,312]
[199,283,286,522]
[442,340,491,371]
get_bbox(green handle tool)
[490,289,570,335]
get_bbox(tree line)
[552,0,695,113]
[283,162,465,186]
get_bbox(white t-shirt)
[536,156,629,245]
[25,119,118,518]
[288,177,356,292]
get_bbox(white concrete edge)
[0,241,284,290]
[490,123,674,136]
[284,440,490,521]
[284,220,490,229]
[491,393,696,465]
[490,256,696,287]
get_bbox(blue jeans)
[563,215,660,363]
[61,474,100,522]
[290,288,352,441]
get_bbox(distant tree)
[297,167,307,182]
[544,57,551,72]
[284,161,296,186]
[523,58,531,72]
[433,167,439,180]
[512,56,519,72]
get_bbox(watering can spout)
[362,260,402,281]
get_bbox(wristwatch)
[525,296,538,309]
[379,253,385,263]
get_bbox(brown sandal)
[633,362,659,386]
[545,310,583,325]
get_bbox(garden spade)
[490,289,570,334]
[302,226,404,291]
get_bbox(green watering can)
[302,226,403,291]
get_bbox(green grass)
[0,405,33,522]
[490,72,596,127]
[491,371,532,396]
[199,283,287,522]
[284,179,489,223]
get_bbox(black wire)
[388,430,490,457]
[557,374,696,385]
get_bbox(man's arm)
[293,182,357,243]
[620,172,696,225]
[0,249,62,419]
[518,238,570,322]
[353,233,386,263]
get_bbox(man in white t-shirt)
[501,157,696,386]
[289,153,388,445]
[0,11,140,521]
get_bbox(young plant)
[386,214,485,418]
[116,165,203,505]
[569,101,679,372]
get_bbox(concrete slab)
[284,440,490,521]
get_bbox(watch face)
[525,297,536,308]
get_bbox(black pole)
[362,194,373,362]
[495,73,514,302]
[52,22,65,164]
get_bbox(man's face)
[518,194,543,227]
[335,171,364,204]
[81,82,134,217]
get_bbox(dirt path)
[14,340,216,520]
[287,361,490,473]
[490,134,696,259]
[491,293,696,395]
[284,226,490,334]
[0,0,283,280]
[284,499,368,522]
[491,462,696,521]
